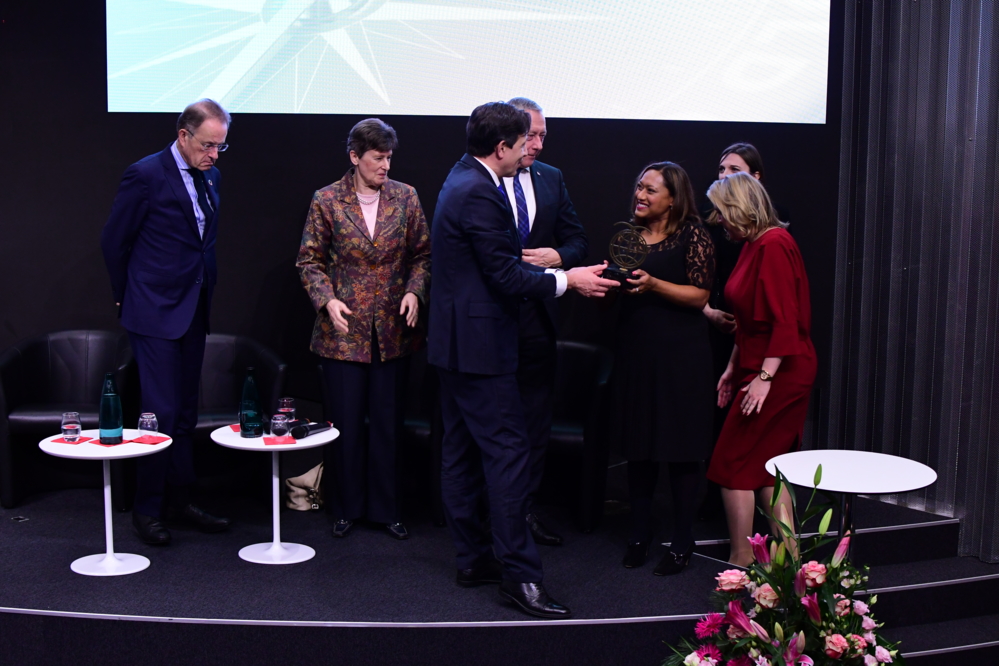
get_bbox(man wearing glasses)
[101,98,232,545]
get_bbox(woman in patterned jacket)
[296,118,431,541]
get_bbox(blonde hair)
[706,172,786,240]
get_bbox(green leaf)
[772,470,784,509]
[818,508,833,536]
[813,463,823,487]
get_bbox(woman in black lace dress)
[609,162,715,576]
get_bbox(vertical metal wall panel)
[831,0,999,561]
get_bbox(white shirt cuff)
[547,268,567,297]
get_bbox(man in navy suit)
[503,97,588,547]
[428,102,616,618]
[101,99,232,545]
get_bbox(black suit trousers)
[320,346,408,524]
[437,368,543,583]
[127,289,206,517]
[516,333,556,509]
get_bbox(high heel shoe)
[653,544,694,576]
[622,541,650,568]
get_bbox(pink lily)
[724,600,756,637]
[784,631,815,665]
[749,533,771,569]
[750,620,770,642]
[801,593,822,625]
[831,533,851,568]
[794,567,807,597]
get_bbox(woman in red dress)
[705,173,817,567]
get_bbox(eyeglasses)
[183,129,228,153]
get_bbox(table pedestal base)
[238,542,315,565]
[71,552,150,576]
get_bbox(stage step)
[891,614,999,665]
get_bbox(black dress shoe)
[133,512,171,545]
[169,504,231,533]
[456,559,503,587]
[386,522,409,540]
[498,581,572,619]
[653,544,694,576]
[332,519,353,538]
[527,513,563,546]
[622,541,650,568]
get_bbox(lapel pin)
[208,179,213,186]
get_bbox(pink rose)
[864,632,876,644]
[862,616,877,631]
[802,561,827,587]
[716,569,750,592]
[875,645,893,663]
[835,598,851,616]
[824,634,849,659]
[727,624,750,640]
[752,583,780,609]
[864,656,878,666]
[849,634,869,654]
[853,599,870,615]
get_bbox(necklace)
[357,190,380,205]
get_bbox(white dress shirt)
[170,140,206,239]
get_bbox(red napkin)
[230,424,241,432]
[51,436,92,444]
[129,435,169,445]
[263,436,296,446]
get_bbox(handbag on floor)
[285,462,323,511]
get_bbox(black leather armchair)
[0,330,133,508]
[111,333,287,509]
[546,341,614,532]
[191,334,287,488]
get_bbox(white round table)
[210,425,338,565]
[766,449,937,538]
[39,429,172,576]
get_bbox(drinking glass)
[270,414,289,437]
[277,397,296,422]
[138,412,159,434]
[61,412,82,442]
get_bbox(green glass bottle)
[98,372,124,444]
[239,367,264,438]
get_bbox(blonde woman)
[705,173,816,567]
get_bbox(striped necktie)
[513,172,530,246]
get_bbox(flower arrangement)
[665,466,904,666]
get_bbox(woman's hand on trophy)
[400,292,419,327]
[625,269,654,294]
[522,247,563,268]
[325,298,353,334]
[704,304,737,333]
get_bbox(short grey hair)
[507,97,543,114]
[176,99,231,134]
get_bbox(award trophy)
[604,222,650,287]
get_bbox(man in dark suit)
[101,99,232,545]
[428,102,616,618]
[503,97,588,547]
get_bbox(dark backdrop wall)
[0,2,842,432]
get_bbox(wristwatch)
[759,369,774,382]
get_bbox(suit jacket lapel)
[159,147,201,239]
[337,169,376,243]
[461,154,519,243]
[371,183,398,243]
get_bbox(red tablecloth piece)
[50,436,93,444]
[230,424,241,432]
[129,435,170,445]
[263,436,296,446]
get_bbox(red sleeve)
[752,238,805,358]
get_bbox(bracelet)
[759,369,774,382]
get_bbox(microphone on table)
[288,420,332,440]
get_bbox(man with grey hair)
[504,97,589,546]
[102,99,232,545]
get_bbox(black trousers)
[516,334,556,511]
[320,348,408,524]
[127,290,206,517]
[437,368,543,583]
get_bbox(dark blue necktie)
[513,172,530,246]
[186,167,213,237]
